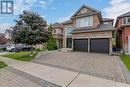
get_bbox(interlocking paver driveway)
[32,51,126,83]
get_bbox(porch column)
[109,38,112,55]
[88,37,90,53]
[64,36,67,48]
[72,38,73,50]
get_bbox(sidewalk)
[0,57,130,87]
[0,68,42,87]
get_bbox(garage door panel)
[90,38,109,53]
[73,39,88,52]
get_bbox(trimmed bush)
[47,37,57,50]
[35,48,42,52]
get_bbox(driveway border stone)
[116,57,130,84]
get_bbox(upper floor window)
[65,27,73,36]
[76,16,93,28]
[123,17,130,25]
[53,30,56,33]
[53,28,62,34]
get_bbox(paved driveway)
[32,51,126,83]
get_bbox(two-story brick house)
[115,11,130,54]
[52,23,63,48]
[62,5,115,54]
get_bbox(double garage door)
[73,38,109,53]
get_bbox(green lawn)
[120,54,130,72]
[0,61,7,68]
[2,51,39,61]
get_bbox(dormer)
[102,18,114,25]
[71,5,102,29]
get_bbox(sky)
[0,0,130,33]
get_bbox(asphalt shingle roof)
[62,20,72,25]
[102,18,114,22]
[118,11,130,17]
[72,24,115,33]
[53,23,64,29]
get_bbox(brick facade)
[122,27,130,53]
[62,5,114,54]
[115,13,130,54]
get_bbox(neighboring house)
[5,29,13,40]
[62,5,115,54]
[52,23,63,48]
[115,11,130,54]
[0,33,7,49]
[0,33,7,44]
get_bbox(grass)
[120,54,130,72]
[0,61,7,68]
[2,51,40,61]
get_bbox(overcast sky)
[0,0,130,33]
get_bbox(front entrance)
[66,38,72,48]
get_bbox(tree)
[47,24,57,50]
[12,11,49,55]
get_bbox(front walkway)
[0,57,130,87]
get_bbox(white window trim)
[123,17,130,25]
[76,16,93,28]
[65,27,73,36]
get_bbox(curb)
[117,57,130,84]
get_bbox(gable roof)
[118,11,130,18]
[71,5,101,18]
[53,22,63,29]
[62,20,73,25]
[115,11,130,27]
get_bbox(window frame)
[76,16,93,28]
[65,27,73,36]
[123,17,130,25]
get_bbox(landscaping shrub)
[0,48,6,51]
[47,37,57,50]
[35,48,42,52]
[0,61,7,68]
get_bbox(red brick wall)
[116,18,123,29]
[122,29,125,48]
[119,26,130,53]
[124,27,130,45]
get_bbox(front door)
[66,38,72,48]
